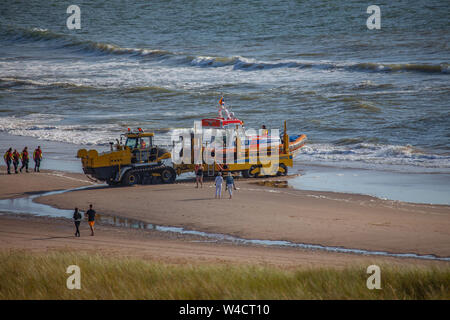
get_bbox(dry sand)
[0,168,93,199]
[1,166,449,267]
[37,178,450,257]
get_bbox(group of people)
[3,146,42,174]
[194,164,237,199]
[73,204,97,237]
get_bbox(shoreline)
[2,131,450,205]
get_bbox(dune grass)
[0,250,448,299]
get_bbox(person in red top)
[33,146,42,172]
[20,147,29,173]
[12,149,21,174]
[3,148,13,174]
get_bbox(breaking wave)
[0,77,179,95]
[2,27,448,74]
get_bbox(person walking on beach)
[3,148,13,174]
[33,146,42,172]
[214,172,223,199]
[86,204,96,236]
[195,164,203,188]
[20,147,29,173]
[12,149,20,174]
[226,172,237,199]
[73,207,82,237]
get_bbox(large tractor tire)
[122,170,139,186]
[243,165,259,178]
[276,163,288,176]
[160,167,176,184]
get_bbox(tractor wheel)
[246,165,259,178]
[277,163,288,176]
[160,167,176,184]
[122,170,139,186]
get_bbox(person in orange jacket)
[3,148,13,174]
[20,147,29,173]
[33,146,43,172]
[12,149,21,174]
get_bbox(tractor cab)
[124,129,158,163]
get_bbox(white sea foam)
[0,114,171,146]
[296,143,450,171]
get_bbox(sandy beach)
[1,166,449,268]
[37,176,450,257]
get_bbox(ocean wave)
[2,26,448,75]
[352,80,395,90]
[298,143,450,170]
[1,26,173,60]
[0,77,95,90]
[0,77,180,95]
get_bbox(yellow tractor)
[77,128,175,186]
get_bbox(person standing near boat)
[226,172,237,199]
[3,148,13,174]
[33,146,42,172]
[73,207,82,237]
[195,164,203,188]
[12,149,21,174]
[20,147,29,173]
[214,172,223,199]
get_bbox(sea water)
[0,0,449,203]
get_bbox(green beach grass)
[0,251,448,299]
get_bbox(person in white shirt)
[214,172,223,199]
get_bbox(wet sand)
[1,166,449,266]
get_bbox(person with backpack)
[33,146,43,172]
[12,149,21,174]
[3,148,13,174]
[20,147,29,173]
[73,207,82,237]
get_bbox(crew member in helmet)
[3,148,13,174]
[20,147,29,173]
[12,149,21,174]
[33,146,43,172]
